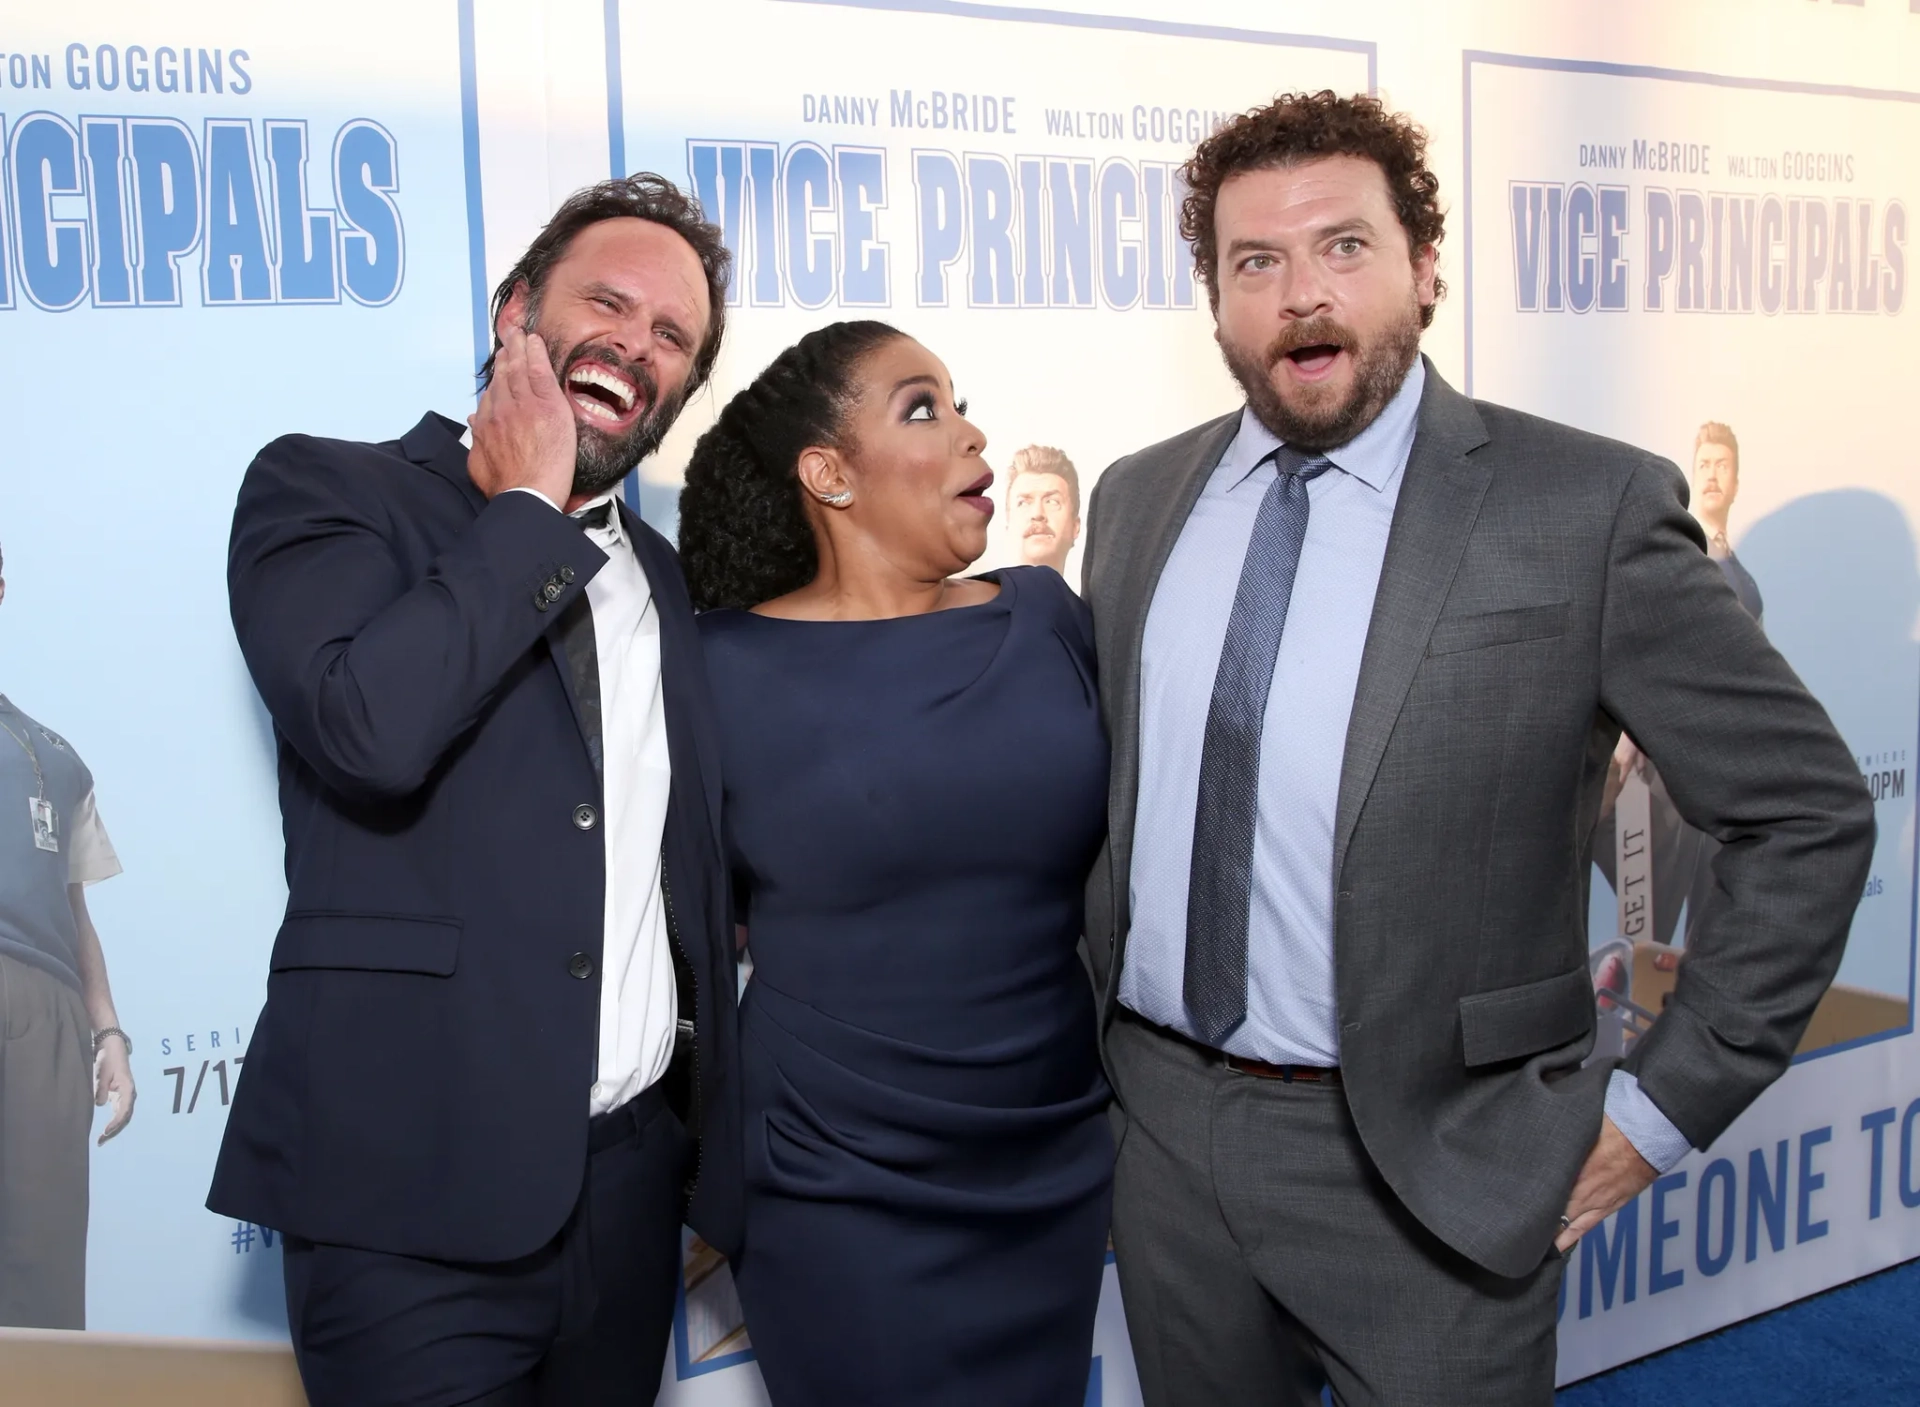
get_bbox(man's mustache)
[1266,317,1356,366]
[559,344,659,422]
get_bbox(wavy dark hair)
[479,173,731,391]
[1181,91,1446,328]
[678,321,906,612]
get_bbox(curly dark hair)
[1180,91,1446,328]
[480,173,732,390]
[678,321,906,612]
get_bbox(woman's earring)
[817,489,853,506]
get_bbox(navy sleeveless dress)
[698,566,1113,1406]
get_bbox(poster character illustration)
[1003,447,1085,581]
[1589,424,1907,1062]
[0,544,137,1330]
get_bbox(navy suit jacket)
[209,412,743,1262]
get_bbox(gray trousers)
[1108,1016,1562,1407]
[0,952,92,1329]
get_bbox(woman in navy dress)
[677,321,1112,1406]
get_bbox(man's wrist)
[500,486,561,512]
[1605,1068,1692,1173]
[92,1026,132,1058]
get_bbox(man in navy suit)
[210,174,742,1407]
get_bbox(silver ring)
[1558,1215,1573,1231]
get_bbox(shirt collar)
[1221,355,1426,495]
[571,490,625,546]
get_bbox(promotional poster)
[1462,49,1920,1381]
[1,0,480,1340]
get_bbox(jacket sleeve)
[228,435,608,801]
[1597,455,1874,1149]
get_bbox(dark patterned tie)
[555,502,616,780]
[1184,447,1332,1046]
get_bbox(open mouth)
[1281,343,1347,380]
[957,471,995,516]
[566,363,643,427]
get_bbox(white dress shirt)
[504,483,678,1115]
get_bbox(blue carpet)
[1556,1257,1920,1404]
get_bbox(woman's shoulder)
[695,607,767,662]
[985,565,1094,647]
[695,606,755,636]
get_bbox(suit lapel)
[1106,410,1242,937]
[1332,364,1492,880]
[401,414,601,771]
[402,412,489,515]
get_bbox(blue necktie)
[1184,447,1332,1046]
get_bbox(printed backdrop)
[1,0,1915,1396]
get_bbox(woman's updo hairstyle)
[679,320,904,611]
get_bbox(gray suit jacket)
[1083,359,1875,1277]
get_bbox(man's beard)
[541,333,688,501]
[1220,296,1422,453]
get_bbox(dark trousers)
[285,1085,692,1407]
[0,952,91,1330]
[1107,1015,1563,1407]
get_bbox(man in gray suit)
[1082,91,1874,1404]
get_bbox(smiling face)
[1212,154,1434,451]
[1692,441,1739,532]
[505,216,712,498]
[1007,470,1080,572]
[802,336,993,580]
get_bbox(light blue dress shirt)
[1121,359,1691,1174]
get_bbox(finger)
[1563,1206,1609,1244]
[498,321,529,403]
[1555,1211,1594,1254]
[525,334,562,401]
[493,283,531,390]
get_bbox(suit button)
[560,566,576,583]
[573,803,598,830]
[533,591,551,613]
[568,952,595,980]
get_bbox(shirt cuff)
[501,486,561,512]
[1605,1069,1693,1174]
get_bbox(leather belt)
[1225,1055,1341,1084]
[1123,1009,1341,1084]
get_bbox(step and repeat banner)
[1462,49,1920,1383]
[1,0,1915,1397]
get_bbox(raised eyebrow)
[1224,237,1283,262]
[891,373,942,397]
[1319,218,1381,243]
